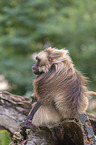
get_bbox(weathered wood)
[0,91,32,134]
[0,91,96,145]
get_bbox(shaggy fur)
[32,47,89,126]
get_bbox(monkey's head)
[32,47,73,75]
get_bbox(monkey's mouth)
[32,66,44,75]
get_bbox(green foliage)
[0,0,96,143]
[0,55,35,94]
[0,0,96,95]
[0,130,11,145]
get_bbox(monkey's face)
[32,47,72,75]
[32,50,51,75]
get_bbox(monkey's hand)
[24,101,41,121]
[20,120,37,130]
[20,101,41,129]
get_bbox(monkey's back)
[33,62,89,119]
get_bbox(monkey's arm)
[20,101,41,129]
[25,101,41,121]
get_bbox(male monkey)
[23,47,92,127]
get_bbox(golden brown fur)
[32,47,89,126]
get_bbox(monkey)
[21,47,96,127]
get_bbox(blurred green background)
[0,0,96,144]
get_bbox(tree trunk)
[0,91,96,145]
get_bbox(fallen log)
[0,91,96,145]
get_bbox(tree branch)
[0,91,96,145]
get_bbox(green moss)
[0,130,11,145]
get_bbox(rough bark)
[0,91,96,145]
[0,91,31,134]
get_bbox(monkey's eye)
[48,57,52,63]
[35,57,40,66]
[36,57,40,62]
